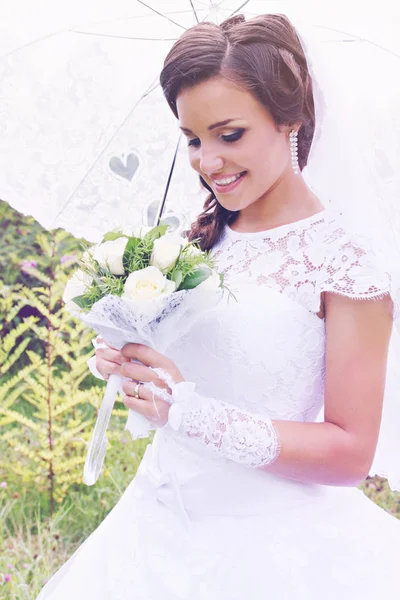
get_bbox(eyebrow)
[180,119,239,134]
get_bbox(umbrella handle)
[83,373,120,485]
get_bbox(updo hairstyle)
[160,13,315,250]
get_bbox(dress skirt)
[37,428,400,600]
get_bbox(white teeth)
[213,173,243,186]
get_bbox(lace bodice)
[213,209,390,309]
[157,209,391,473]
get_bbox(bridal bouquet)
[63,223,224,484]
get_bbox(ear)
[292,121,303,134]
[279,122,302,136]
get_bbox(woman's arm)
[265,292,393,487]
[119,293,393,487]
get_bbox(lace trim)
[169,384,281,469]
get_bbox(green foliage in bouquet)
[170,240,217,291]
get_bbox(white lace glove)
[167,381,281,469]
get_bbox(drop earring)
[289,130,299,174]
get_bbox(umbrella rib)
[73,30,179,41]
[1,30,65,59]
[316,25,400,60]
[214,0,232,8]
[52,78,162,225]
[189,0,200,23]
[136,0,187,30]
[229,0,251,16]
[1,9,188,58]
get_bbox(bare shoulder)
[323,291,393,375]
[323,291,394,329]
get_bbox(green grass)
[0,435,149,599]
[361,475,400,518]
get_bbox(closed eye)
[188,137,200,148]
[221,129,245,143]
[187,128,245,148]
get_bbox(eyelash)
[187,129,245,148]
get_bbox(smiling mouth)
[212,171,247,187]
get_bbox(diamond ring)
[133,382,142,399]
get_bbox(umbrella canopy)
[0,0,399,241]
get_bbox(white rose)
[150,234,186,272]
[92,237,128,275]
[63,269,93,313]
[122,266,176,302]
[198,270,222,291]
[184,243,202,257]
[122,224,153,238]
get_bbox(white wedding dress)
[38,208,400,599]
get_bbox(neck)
[231,170,324,233]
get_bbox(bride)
[38,13,400,599]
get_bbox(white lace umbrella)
[1,0,399,242]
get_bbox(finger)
[122,387,167,424]
[121,394,151,416]
[122,376,169,398]
[96,346,129,366]
[120,343,172,370]
[122,382,155,403]
[97,337,119,351]
[95,347,129,379]
[120,362,169,388]
[96,356,123,379]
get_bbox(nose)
[198,145,224,176]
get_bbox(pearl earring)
[289,130,299,174]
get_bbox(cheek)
[187,149,200,173]
[248,134,287,174]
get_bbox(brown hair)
[160,13,315,250]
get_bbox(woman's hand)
[94,337,130,380]
[97,340,184,428]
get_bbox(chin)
[215,198,242,212]
[213,190,245,210]
[216,194,253,213]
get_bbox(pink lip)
[211,172,243,181]
[213,172,247,194]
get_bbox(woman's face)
[176,76,293,213]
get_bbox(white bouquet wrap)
[63,224,225,485]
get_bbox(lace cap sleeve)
[319,224,391,301]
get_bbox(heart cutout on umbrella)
[146,200,185,232]
[109,152,139,181]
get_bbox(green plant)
[0,283,38,380]
[0,432,148,599]
[0,226,131,512]
[0,201,82,288]
[0,202,152,598]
